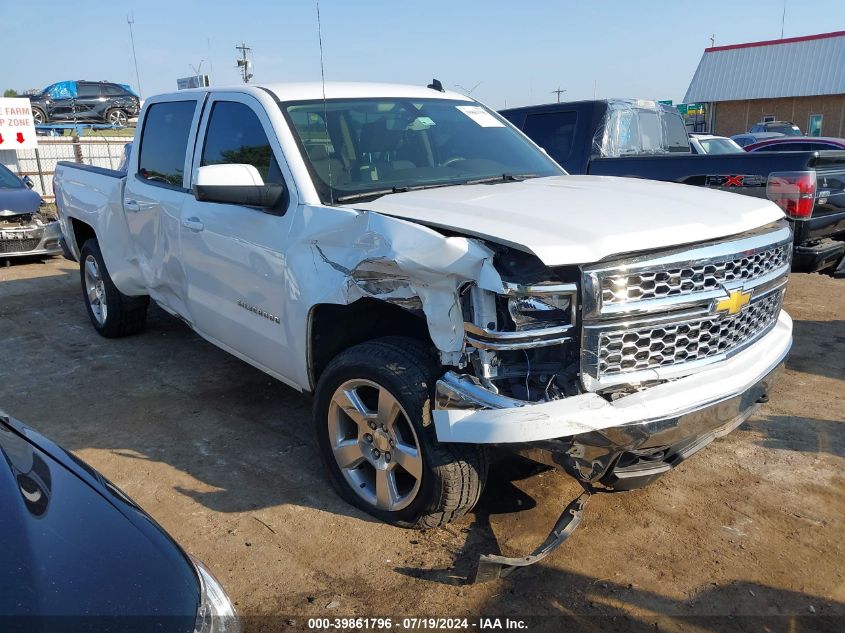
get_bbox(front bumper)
[434,310,792,484]
[0,220,63,258]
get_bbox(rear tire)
[32,107,47,125]
[314,337,487,529]
[105,108,128,127]
[79,239,149,337]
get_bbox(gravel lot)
[1,257,843,632]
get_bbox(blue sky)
[3,0,843,108]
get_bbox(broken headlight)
[502,283,577,332]
[508,293,572,330]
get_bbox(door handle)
[125,199,140,212]
[182,217,205,232]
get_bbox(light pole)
[126,13,142,97]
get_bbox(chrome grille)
[581,220,792,391]
[601,243,790,305]
[598,290,784,376]
[0,238,40,254]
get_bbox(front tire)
[79,239,149,337]
[32,107,47,125]
[314,337,487,529]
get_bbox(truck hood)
[350,175,785,265]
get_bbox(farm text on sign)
[0,97,38,150]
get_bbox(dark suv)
[749,120,802,136]
[29,81,140,126]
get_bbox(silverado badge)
[715,289,752,316]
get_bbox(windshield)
[699,138,745,154]
[0,164,24,189]
[282,98,563,203]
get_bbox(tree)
[3,89,18,97]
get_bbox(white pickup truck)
[54,82,792,571]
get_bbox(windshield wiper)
[335,174,541,203]
[336,181,465,203]
[463,173,540,185]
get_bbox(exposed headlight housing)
[192,557,241,633]
[508,293,572,330]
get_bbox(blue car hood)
[0,414,199,628]
[0,187,42,215]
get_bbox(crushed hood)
[350,175,785,265]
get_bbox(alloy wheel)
[108,110,128,126]
[327,379,423,512]
[83,255,107,325]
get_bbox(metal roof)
[684,31,845,103]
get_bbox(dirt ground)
[1,257,843,632]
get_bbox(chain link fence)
[0,128,135,201]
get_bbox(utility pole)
[780,0,787,38]
[236,42,253,83]
[710,33,715,47]
[127,13,142,97]
[552,87,566,103]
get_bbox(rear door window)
[522,111,577,164]
[138,101,196,187]
[662,113,691,152]
[201,101,283,184]
[77,83,101,98]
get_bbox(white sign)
[0,98,38,150]
[456,105,505,128]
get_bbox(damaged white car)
[0,164,62,260]
[54,82,792,577]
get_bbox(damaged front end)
[432,220,793,491]
[0,211,63,259]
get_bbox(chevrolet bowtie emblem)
[715,289,752,315]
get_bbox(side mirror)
[193,164,283,208]
[22,175,35,189]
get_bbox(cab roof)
[178,81,473,103]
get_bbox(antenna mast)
[127,13,142,97]
[236,42,253,83]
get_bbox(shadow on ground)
[743,415,845,458]
[788,319,845,382]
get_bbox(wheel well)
[309,299,435,388]
[70,218,96,254]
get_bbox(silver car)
[0,164,62,259]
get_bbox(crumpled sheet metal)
[433,311,791,444]
[302,209,503,355]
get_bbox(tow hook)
[471,486,591,584]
